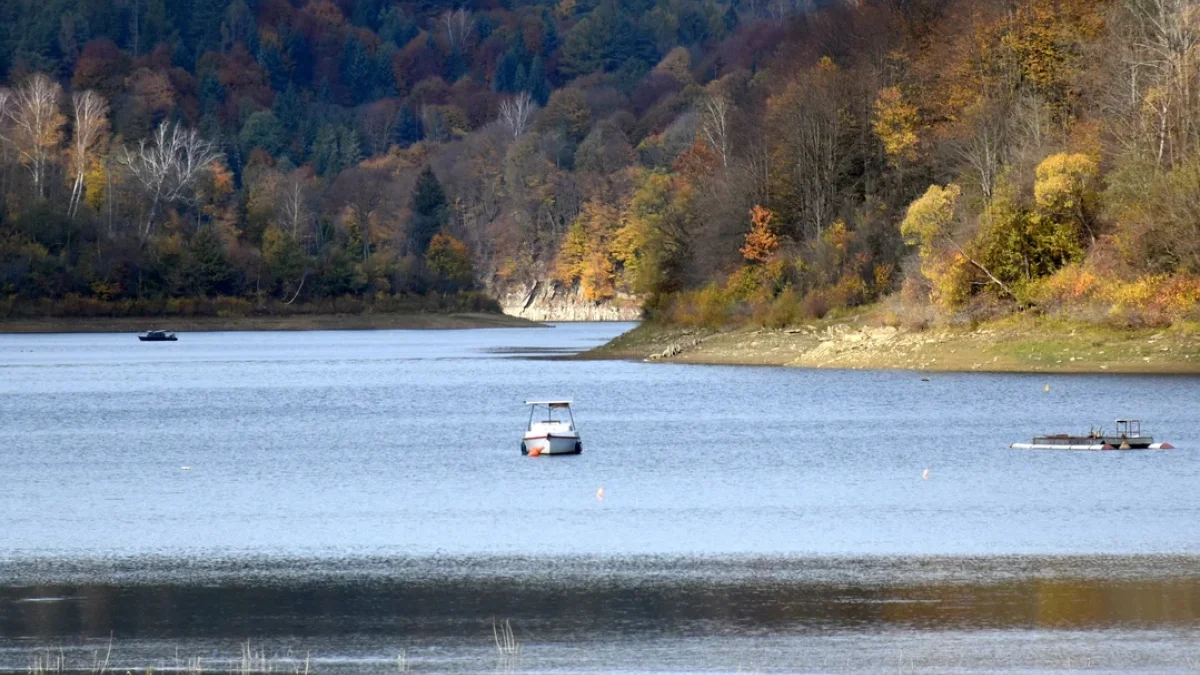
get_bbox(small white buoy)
[1044,384,1051,392]
[596,486,605,501]
[921,469,930,480]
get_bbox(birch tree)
[440,9,474,53]
[277,173,316,245]
[498,92,536,140]
[116,122,222,238]
[699,95,732,169]
[0,74,66,199]
[68,90,109,219]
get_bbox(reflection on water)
[2,555,1199,672]
[2,323,1200,673]
[5,556,1200,638]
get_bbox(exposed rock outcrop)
[497,281,642,322]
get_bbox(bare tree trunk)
[117,122,222,240]
[699,95,733,169]
[498,93,536,140]
[68,90,109,219]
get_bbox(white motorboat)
[522,401,582,456]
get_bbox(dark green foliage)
[395,104,423,148]
[372,44,398,98]
[494,48,522,92]
[259,43,290,91]
[540,10,558,57]
[273,84,304,132]
[287,30,314,86]
[410,166,448,255]
[184,226,237,297]
[353,0,389,29]
[198,72,225,118]
[723,4,739,32]
[379,7,419,48]
[223,1,258,53]
[341,37,375,105]
[560,9,616,75]
[240,111,287,156]
[338,127,363,169]
[311,125,363,176]
[526,56,550,104]
[561,2,659,76]
[677,5,711,45]
[190,0,230,58]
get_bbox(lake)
[1,323,1198,673]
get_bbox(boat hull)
[1026,434,1155,449]
[522,434,581,456]
[138,337,177,342]
[1011,442,1174,451]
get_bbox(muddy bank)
[585,317,1200,374]
[0,312,543,334]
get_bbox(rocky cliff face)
[497,281,642,322]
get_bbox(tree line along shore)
[1,0,1197,349]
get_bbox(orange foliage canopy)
[741,205,780,264]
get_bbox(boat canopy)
[525,400,572,408]
[1115,419,1141,435]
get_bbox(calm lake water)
[1,323,1199,673]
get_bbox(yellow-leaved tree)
[554,221,590,285]
[900,184,972,309]
[580,250,616,302]
[872,87,920,167]
[424,230,475,291]
[1033,152,1100,243]
[553,199,622,301]
[610,171,693,297]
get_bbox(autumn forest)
[0,0,1197,325]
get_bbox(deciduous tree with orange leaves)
[741,206,780,264]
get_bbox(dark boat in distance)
[1011,419,1174,450]
[138,330,178,342]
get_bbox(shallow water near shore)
[1,323,1199,673]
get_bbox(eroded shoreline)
[585,317,1200,374]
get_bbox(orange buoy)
[528,446,542,457]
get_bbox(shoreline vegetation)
[0,292,543,333]
[585,312,1200,375]
[0,311,539,333]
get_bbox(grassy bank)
[586,313,1200,374]
[0,311,542,333]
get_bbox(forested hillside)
[0,0,1197,325]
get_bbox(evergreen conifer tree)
[395,105,424,148]
[409,166,448,255]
